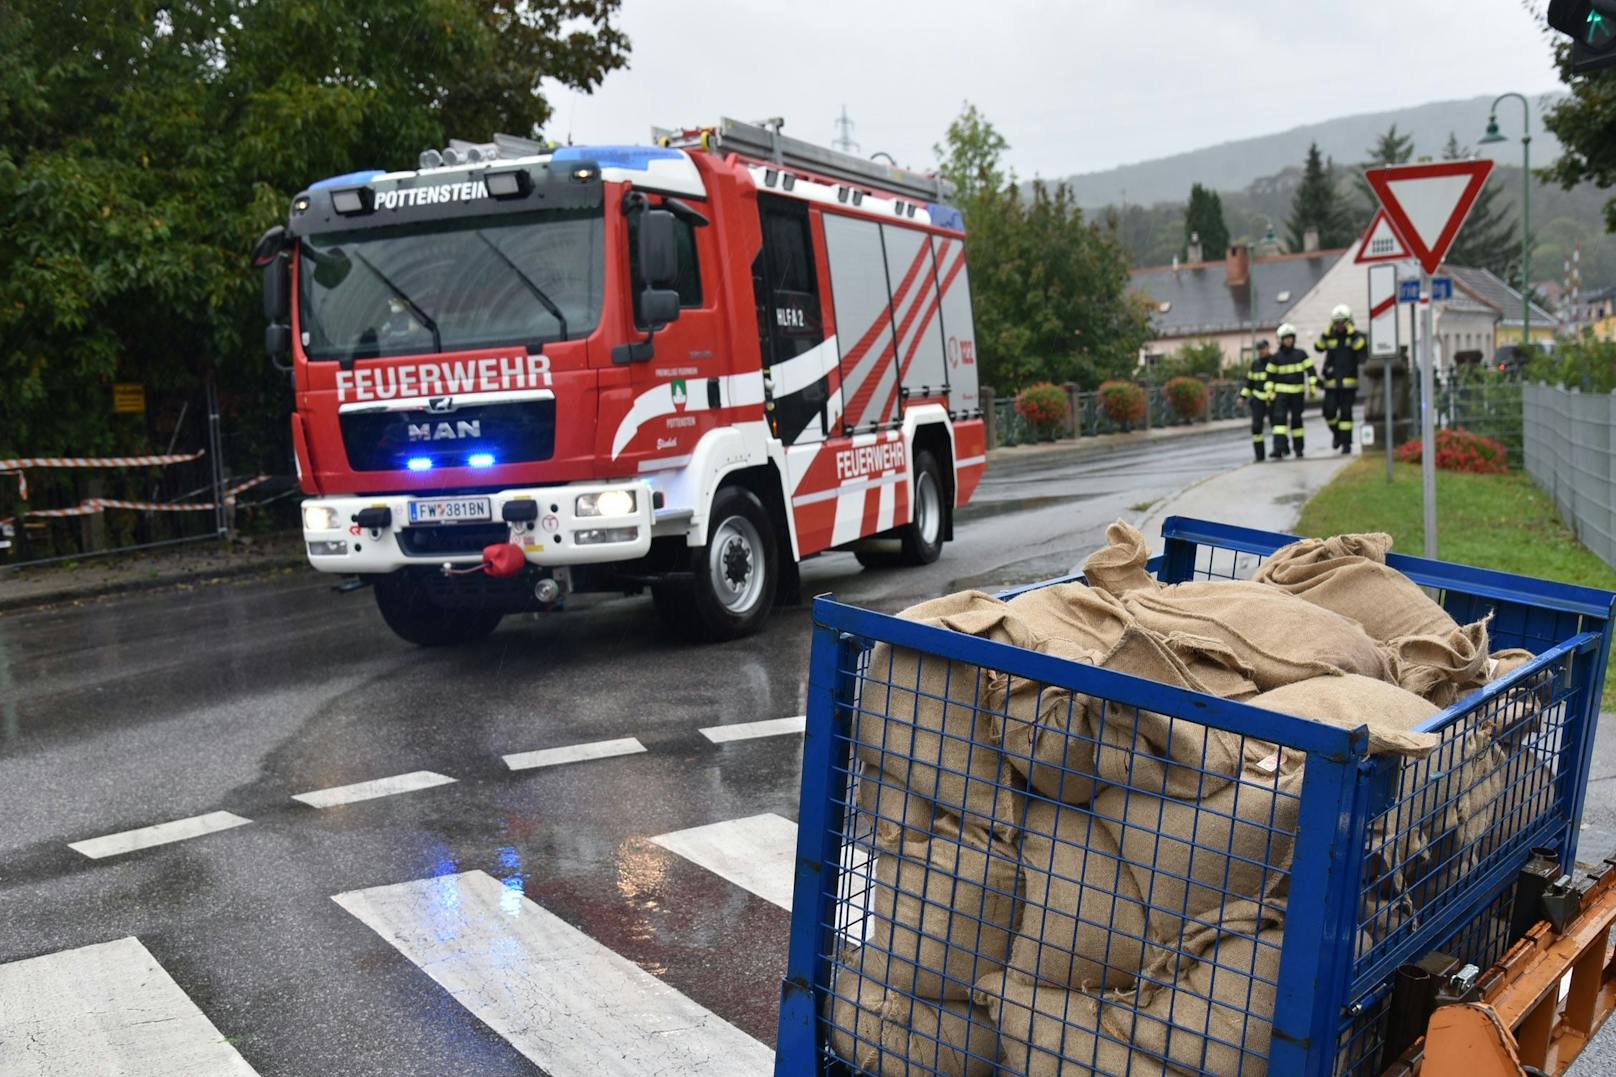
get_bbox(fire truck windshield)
[298,207,604,362]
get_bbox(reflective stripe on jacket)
[1265,345,1317,397]
[1241,359,1270,399]
[1316,323,1367,389]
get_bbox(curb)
[0,556,310,615]
[986,418,1250,465]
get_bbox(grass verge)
[1297,458,1616,708]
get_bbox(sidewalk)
[0,534,309,614]
[1138,450,1355,538]
[987,417,1249,464]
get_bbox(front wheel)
[659,486,778,642]
[373,573,503,647]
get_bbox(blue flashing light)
[407,456,434,472]
[551,145,683,172]
[309,169,385,191]
[929,203,966,233]
[468,453,496,469]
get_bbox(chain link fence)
[1523,381,1616,570]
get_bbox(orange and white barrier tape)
[1,475,271,525]
[0,451,205,470]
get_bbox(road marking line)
[652,813,799,909]
[699,716,806,743]
[67,810,251,860]
[502,736,646,772]
[0,936,258,1075]
[291,770,455,808]
[334,870,772,1076]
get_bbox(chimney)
[1226,244,1251,289]
[1303,226,1320,253]
[1187,231,1203,263]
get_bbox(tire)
[897,450,947,566]
[373,573,503,647]
[674,486,778,641]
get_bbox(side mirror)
[252,225,287,268]
[637,209,678,288]
[265,323,292,358]
[640,288,680,329]
[262,252,290,323]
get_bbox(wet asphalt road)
[0,430,1255,1075]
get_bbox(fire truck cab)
[254,119,985,645]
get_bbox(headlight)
[576,489,636,517]
[574,527,639,546]
[303,505,339,531]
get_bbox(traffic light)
[1548,0,1616,74]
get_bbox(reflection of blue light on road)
[497,847,525,915]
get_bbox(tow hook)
[332,576,370,595]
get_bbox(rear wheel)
[898,450,947,565]
[373,573,503,646]
[658,486,778,641]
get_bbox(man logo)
[408,420,481,442]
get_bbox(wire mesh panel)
[777,518,1615,1077]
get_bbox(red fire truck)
[253,118,985,645]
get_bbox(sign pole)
[1419,271,1437,557]
[1385,314,1396,484]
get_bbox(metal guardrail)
[988,381,1241,449]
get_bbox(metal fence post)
[1062,382,1079,440]
[980,386,997,449]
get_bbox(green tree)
[1543,42,1616,231]
[0,0,628,464]
[1354,123,1415,213]
[1183,183,1230,262]
[1441,132,1519,279]
[934,101,1010,206]
[1287,142,1354,251]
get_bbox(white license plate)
[408,497,492,524]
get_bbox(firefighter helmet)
[1331,304,1353,322]
[1278,323,1298,340]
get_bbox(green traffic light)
[1590,8,1613,47]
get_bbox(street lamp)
[1480,94,1532,356]
[1249,217,1278,357]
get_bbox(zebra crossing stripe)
[291,770,455,808]
[68,810,251,860]
[334,870,772,1076]
[503,736,646,771]
[699,716,806,744]
[652,813,798,909]
[0,936,258,1076]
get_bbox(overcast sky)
[541,0,1562,179]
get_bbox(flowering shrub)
[1163,376,1208,420]
[1395,428,1509,474]
[1098,380,1148,429]
[1015,382,1069,435]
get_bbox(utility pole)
[832,106,859,155]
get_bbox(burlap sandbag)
[829,952,888,1072]
[988,637,1107,807]
[1121,581,1392,690]
[1095,753,1303,948]
[1490,648,1538,681]
[1088,626,1251,800]
[1010,798,1152,992]
[1083,520,1162,599]
[1103,902,1286,1077]
[1246,675,1441,758]
[1008,581,1133,653]
[857,591,1034,839]
[974,970,1168,1077]
[1382,619,1493,708]
[863,815,1021,999]
[1254,534,1459,642]
[858,763,943,851]
[828,948,999,1077]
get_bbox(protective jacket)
[1316,322,1367,389]
[1241,355,1270,400]
[1266,344,1317,397]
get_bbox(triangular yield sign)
[1364,160,1495,275]
[1353,209,1412,264]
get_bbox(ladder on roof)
[656,117,953,205]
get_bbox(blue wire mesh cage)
[775,517,1615,1076]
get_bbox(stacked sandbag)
[861,813,1022,1000]
[1101,902,1285,1077]
[1008,581,1132,653]
[830,947,1000,1077]
[1254,533,1455,640]
[1381,619,1493,708]
[973,971,1166,1077]
[856,591,1030,840]
[986,636,1108,807]
[1081,520,1161,600]
[1119,580,1393,689]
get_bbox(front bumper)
[300,481,654,574]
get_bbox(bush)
[1163,376,1208,420]
[1015,382,1069,434]
[1526,336,1616,393]
[1395,428,1509,474]
[1098,380,1148,429]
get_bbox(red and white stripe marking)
[0,451,206,470]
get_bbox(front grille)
[340,399,556,472]
[396,522,510,556]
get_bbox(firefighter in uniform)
[1316,303,1367,454]
[1241,339,1272,461]
[1267,323,1317,459]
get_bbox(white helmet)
[1277,323,1298,340]
[1331,304,1353,322]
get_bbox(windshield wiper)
[345,248,443,357]
[474,230,568,342]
